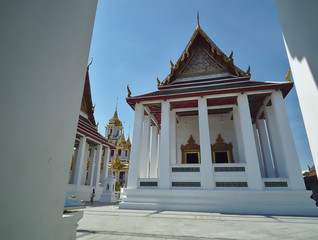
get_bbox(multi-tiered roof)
[127,18,293,125]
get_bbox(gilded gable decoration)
[181,48,223,74]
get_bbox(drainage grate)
[172,182,201,187]
[264,182,288,187]
[172,167,200,172]
[140,181,158,187]
[216,182,248,187]
[214,167,245,172]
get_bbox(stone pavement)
[77,202,318,240]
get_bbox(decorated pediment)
[181,47,223,74]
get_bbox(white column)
[233,108,244,163]
[150,125,159,178]
[70,147,79,183]
[93,144,103,187]
[0,2,98,239]
[101,147,109,180]
[170,111,177,164]
[235,94,263,190]
[269,91,305,189]
[127,103,144,189]
[275,0,318,181]
[198,98,214,189]
[87,148,96,186]
[73,136,87,186]
[257,119,275,178]
[139,115,151,178]
[81,142,90,185]
[253,124,265,178]
[158,101,171,188]
[264,106,280,177]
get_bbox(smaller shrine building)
[105,108,131,187]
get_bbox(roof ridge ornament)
[196,11,200,30]
[285,68,291,82]
[127,85,131,97]
[156,76,160,87]
[229,50,234,63]
[170,60,174,70]
[246,65,251,76]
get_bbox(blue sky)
[88,0,313,170]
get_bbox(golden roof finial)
[246,65,251,76]
[229,50,234,63]
[156,76,160,86]
[285,68,291,82]
[170,60,174,69]
[127,85,131,97]
[196,11,200,29]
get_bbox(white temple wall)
[0,1,97,239]
[175,114,239,164]
[208,114,240,163]
[176,116,200,164]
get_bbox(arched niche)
[180,135,201,164]
[211,134,234,163]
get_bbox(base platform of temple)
[119,189,318,216]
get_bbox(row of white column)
[71,136,111,187]
[128,91,304,190]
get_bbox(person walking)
[90,189,95,205]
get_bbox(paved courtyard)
[77,202,318,240]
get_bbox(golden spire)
[246,65,251,76]
[196,11,200,29]
[156,76,160,86]
[285,68,291,82]
[127,85,131,97]
[106,102,123,130]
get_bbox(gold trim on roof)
[161,24,248,86]
[285,68,291,82]
[246,65,251,76]
[116,134,127,149]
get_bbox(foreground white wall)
[275,0,318,176]
[0,1,97,239]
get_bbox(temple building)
[105,108,131,187]
[67,66,116,201]
[120,18,318,216]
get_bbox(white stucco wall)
[275,0,318,175]
[176,114,239,164]
[0,1,97,239]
